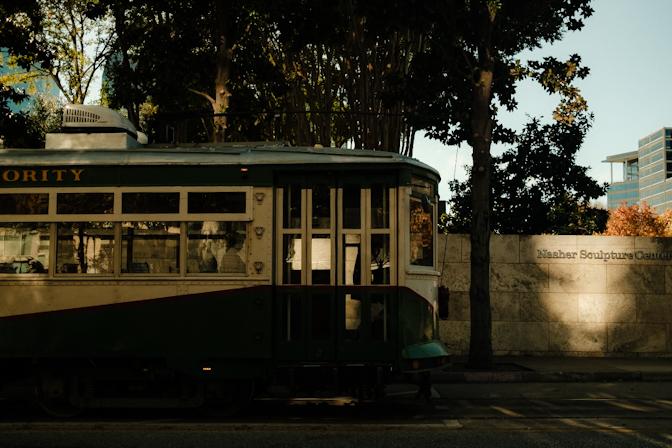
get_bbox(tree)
[407,0,594,368]
[97,0,207,136]
[604,203,671,237]
[99,0,426,150]
[28,95,64,142]
[3,0,113,105]
[2,0,113,105]
[36,0,114,104]
[0,86,38,148]
[98,0,277,141]
[187,0,252,142]
[268,0,425,152]
[0,0,51,147]
[445,111,608,235]
[0,95,63,148]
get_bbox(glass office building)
[605,128,672,213]
[0,49,60,113]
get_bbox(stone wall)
[438,234,672,357]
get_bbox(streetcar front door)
[274,177,396,364]
[275,182,336,362]
[275,289,335,362]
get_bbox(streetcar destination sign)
[0,168,84,183]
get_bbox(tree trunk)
[213,0,233,143]
[468,96,493,369]
[112,6,139,127]
[468,7,496,370]
[77,226,87,273]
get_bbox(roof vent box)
[45,105,148,149]
[62,104,136,135]
[45,132,142,149]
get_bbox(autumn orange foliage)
[604,203,672,236]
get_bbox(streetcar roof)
[0,143,440,179]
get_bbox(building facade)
[0,48,60,113]
[605,128,672,213]
[605,150,639,210]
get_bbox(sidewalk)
[434,356,672,383]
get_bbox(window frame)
[406,177,438,273]
[0,186,253,279]
[184,220,249,277]
[119,220,182,276]
[276,186,338,286]
[0,192,50,215]
[276,187,307,285]
[0,222,51,277]
[55,221,117,276]
[0,186,253,223]
[365,187,396,286]
[336,186,397,287]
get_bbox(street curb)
[432,371,672,383]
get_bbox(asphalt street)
[1,382,672,447]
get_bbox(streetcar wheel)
[34,372,82,418]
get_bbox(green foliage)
[0,0,51,147]
[402,0,594,368]
[1,94,63,148]
[96,0,277,140]
[0,0,50,71]
[444,112,608,235]
[1,0,112,106]
[27,95,63,143]
[38,0,114,104]
[406,0,594,146]
[97,0,426,148]
[0,90,35,148]
[268,0,427,152]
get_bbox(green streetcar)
[0,105,449,416]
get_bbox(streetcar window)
[0,223,50,274]
[0,193,48,215]
[370,235,390,284]
[311,235,331,284]
[121,222,180,274]
[282,186,302,229]
[282,234,302,284]
[370,295,388,341]
[311,186,331,229]
[122,193,179,214]
[409,195,433,267]
[343,234,361,285]
[57,193,113,214]
[371,185,389,229]
[56,222,114,274]
[344,294,362,340]
[186,221,247,274]
[342,187,360,229]
[187,192,246,214]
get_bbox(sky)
[412,0,672,201]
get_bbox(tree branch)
[188,88,216,107]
